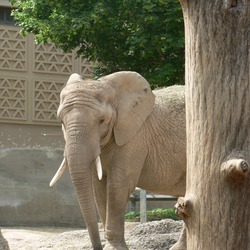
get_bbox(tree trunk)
[176,0,250,249]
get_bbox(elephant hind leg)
[103,241,128,250]
[170,225,186,250]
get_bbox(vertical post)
[140,189,147,223]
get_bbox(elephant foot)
[170,240,186,250]
[170,225,186,250]
[103,241,128,250]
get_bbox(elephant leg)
[170,225,186,250]
[104,167,141,249]
[93,173,107,228]
[103,144,147,250]
[103,181,132,250]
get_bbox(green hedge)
[125,208,181,222]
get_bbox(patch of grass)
[125,208,181,222]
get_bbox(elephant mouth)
[50,156,103,187]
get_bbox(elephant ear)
[100,71,155,146]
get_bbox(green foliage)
[147,208,180,221]
[125,208,181,222]
[125,211,140,221]
[11,0,184,88]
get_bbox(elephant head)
[50,71,155,249]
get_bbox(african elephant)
[50,71,186,250]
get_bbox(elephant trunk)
[66,133,102,250]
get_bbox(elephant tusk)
[95,156,103,180]
[50,158,67,187]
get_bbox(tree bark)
[177,0,250,249]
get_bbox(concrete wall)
[0,123,84,227]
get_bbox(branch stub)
[221,158,249,183]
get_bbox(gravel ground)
[2,219,183,250]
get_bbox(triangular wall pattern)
[0,77,26,120]
[0,25,94,125]
[34,44,74,75]
[0,27,27,71]
[33,80,64,123]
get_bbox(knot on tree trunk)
[174,196,192,220]
[221,158,249,183]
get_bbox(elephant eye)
[99,119,105,125]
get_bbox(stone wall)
[0,124,85,227]
[0,17,93,227]
[0,24,94,127]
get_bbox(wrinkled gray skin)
[57,71,186,250]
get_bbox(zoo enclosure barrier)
[129,189,177,223]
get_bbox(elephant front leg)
[104,182,133,250]
[93,173,107,228]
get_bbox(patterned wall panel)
[0,77,27,121]
[0,24,94,126]
[34,44,74,75]
[33,79,65,123]
[0,27,27,71]
[80,58,95,78]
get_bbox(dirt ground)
[2,219,183,250]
